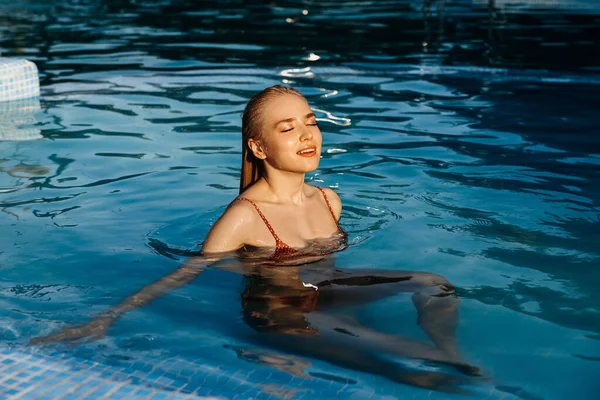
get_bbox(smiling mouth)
[297,147,317,157]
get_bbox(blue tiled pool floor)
[0,343,508,400]
[0,346,220,399]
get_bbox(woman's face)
[252,94,322,173]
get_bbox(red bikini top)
[236,187,347,261]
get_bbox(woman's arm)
[30,256,217,345]
[109,256,216,317]
[31,201,256,345]
[201,199,257,253]
[321,187,342,221]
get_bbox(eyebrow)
[274,113,316,127]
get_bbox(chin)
[303,158,321,172]
[288,161,319,174]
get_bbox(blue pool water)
[1,0,600,398]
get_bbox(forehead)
[262,94,312,124]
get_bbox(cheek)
[280,136,298,151]
[265,136,295,155]
[315,129,323,147]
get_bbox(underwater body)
[1,0,600,399]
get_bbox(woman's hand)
[30,316,114,345]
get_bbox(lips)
[296,146,317,157]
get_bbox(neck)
[262,167,307,204]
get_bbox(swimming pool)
[1,0,599,398]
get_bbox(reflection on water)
[0,97,42,141]
[1,0,599,398]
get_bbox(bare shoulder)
[201,199,258,254]
[316,186,342,221]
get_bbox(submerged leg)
[410,274,460,360]
[248,311,474,393]
[241,266,480,389]
[309,269,463,362]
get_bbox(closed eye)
[280,120,317,132]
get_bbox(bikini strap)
[315,187,344,233]
[236,197,283,245]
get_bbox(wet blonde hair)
[240,85,306,194]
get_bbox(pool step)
[0,58,41,140]
[0,58,39,102]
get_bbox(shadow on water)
[3,0,600,73]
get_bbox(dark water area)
[1,1,600,399]
[3,0,600,72]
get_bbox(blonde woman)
[34,86,477,392]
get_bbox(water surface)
[1,0,599,399]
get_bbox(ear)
[248,138,267,160]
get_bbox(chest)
[247,201,338,248]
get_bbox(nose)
[300,122,313,141]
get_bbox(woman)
[33,86,477,392]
